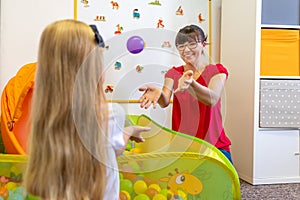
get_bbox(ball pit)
[0,114,240,200]
[117,114,241,200]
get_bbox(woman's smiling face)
[177,39,204,66]
[175,25,207,67]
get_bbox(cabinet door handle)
[295,153,300,156]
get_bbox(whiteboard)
[75,0,210,101]
[75,0,210,127]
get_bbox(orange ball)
[120,190,131,200]
[145,187,159,199]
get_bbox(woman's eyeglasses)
[176,42,199,51]
[89,24,105,48]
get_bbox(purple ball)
[126,36,145,54]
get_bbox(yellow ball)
[148,183,161,193]
[133,180,148,194]
[153,194,167,200]
[177,190,187,200]
[130,148,141,153]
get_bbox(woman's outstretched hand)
[138,86,162,109]
[174,70,193,93]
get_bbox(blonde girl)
[24,19,148,200]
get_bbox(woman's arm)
[188,73,226,106]
[139,78,174,109]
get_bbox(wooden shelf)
[260,76,300,80]
[261,24,300,29]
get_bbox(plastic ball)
[126,36,145,54]
[130,148,141,153]
[120,190,131,200]
[133,180,147,194]
[159,189,173,199]
[133,194,150,200]
[144,187,159,199]
[119,173,124,180]
[142,176,159,186]
[153,194,167,200]
[159,188,168,197]
[177,190,187,199]
[148,183,161,193]
[120,179,133,194]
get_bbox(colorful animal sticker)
[94,15,106,21]
[114,24,123,34]
[81,0,89,7]
[176,6,184,15]
[148,0,161,6]
[198,13,205,23]
[133,9,140,19]
[105,85,114,93]
[136,65,143,73]
[157,19,164,28]
[161,41,171,48]
[160,168,203,198]
[114,61,122,70]
[111,1,119,9]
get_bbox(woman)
[139,24,232,163]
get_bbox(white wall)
[0,0,221,95]
[0,0,74,93]
[0,0,221,128]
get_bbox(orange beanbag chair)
[1,62,36,154]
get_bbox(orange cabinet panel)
[260,29,299,76]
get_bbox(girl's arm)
[115,125,151,156]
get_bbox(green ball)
[159,189,168,197]
[120,179,133,194]
[134,194,150,200]
[119,172,124,180]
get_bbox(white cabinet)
[220,0,300,184]
[255,130,300,183]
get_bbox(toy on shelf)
[119,114,241,200]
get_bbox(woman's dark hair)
[175,25,207,45]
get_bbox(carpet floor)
[240,179,300,200]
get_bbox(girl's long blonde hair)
[24,19,108,200]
